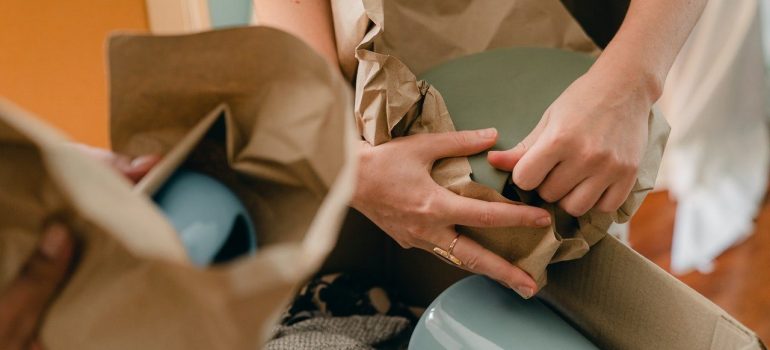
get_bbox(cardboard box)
[325,210,765,349]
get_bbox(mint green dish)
[419,48,594,191]
[409,276,597,349]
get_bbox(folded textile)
[267,315,410,350]
[267,273,420,349]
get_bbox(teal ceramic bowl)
[410,276,596,349]
[419,47,594,191]
[153,169,257,266]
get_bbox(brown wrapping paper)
[0,27,356,349]
[346,0,669,286]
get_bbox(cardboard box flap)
[540,236,765,350]
[712,316,763,350]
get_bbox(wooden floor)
[629,191,770,343]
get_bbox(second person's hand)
[351,128,553,298]
[73,144,160,183]
[0,223,75,350]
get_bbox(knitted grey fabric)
[266,315,411,350]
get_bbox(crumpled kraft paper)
[0,26,356,349]
[346,0,669,286]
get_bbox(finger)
[487,143,525,172]
[536,161,588,203]
[424,229,537,299]
[595,175,637,213]
[487,110,550,171]
[414,128,498,161]
[71,143,160,183]
[121,155,162,183]
[0,224,74,348]
[558,176,611,217]
[72,143,117,164]
[438,191,551,228]
[511,139,563,191]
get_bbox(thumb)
[487,128,543,171]
[487,111,549,171]
[487,141,527,172]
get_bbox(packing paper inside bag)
[0,26,356,349]
[347,0,669,286]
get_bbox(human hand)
[0,223,75,350]
[74,144,160,183]
[488,69,652,217]
[352,128,552,298]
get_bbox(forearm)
[252,0,339,69]
[591,0,707,103]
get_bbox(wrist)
[634,67,664,104]
[587,57,663,107]
[349,141,371,210]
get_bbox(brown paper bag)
[0,26,356,349]
[341,0,669,286]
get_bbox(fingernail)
[536,216,551,227]
[40,224,68,259]
[478,128,497,139]
[515,286,534,299]
[130,155,157,169]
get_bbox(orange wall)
[0,0,149,147]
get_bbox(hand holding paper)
[488,70,651,217]
[351,129,552,298]
[0,224,74,350]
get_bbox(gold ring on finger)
[433,234,463,267]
